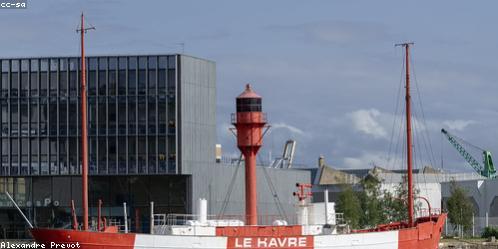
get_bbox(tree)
[446,180,473,234]
[336,185,362,229]
[358,175,386,228]
[382,175,421,224]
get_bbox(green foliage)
[336,173,422,229]
[446,180,474,232]
[336,185,362,229]
[482,226,498,238]
[358,175,387,228]
[382,190,407,223]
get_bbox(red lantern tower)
[232,84,267,225]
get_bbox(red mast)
[397,42,414,227]
[77,13,94,231]
[232,84,267,225]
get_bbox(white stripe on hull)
[135,234,227,249]
[134,231,399,249]
[315,231,398,249]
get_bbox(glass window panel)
[128,97,136,122]
[89,58,97,71]
[88,71,96,95]
[128,101,136,134]
[11,60,19,72]
[69,58,78,71]
[158,70,166,93]
[138,70,146,95]
[11,138,19,154]
[168,56,176,69]
[129,57,137,69]
[88,97,97,135]
[109,57,117,70]
[30,103,38,121]
[48,101,57,135]
[158,137,166,173]
[158,57,167,69]
[1,60,9,72]
[1,74,8,95]
[138,57,147,69]
[11,100,18,121]
[118,70,126,95]
[30,59,38,71]
[21,72,29,96]
[21,138,28,156]
[69,71,77,95]
[108,98,116,134]
[148,57,157,68]
[148,99,156,133]
[109,71,116,95]
[50,59,58,71]
[128,70,136,95]
[98,70,106,95]
[21,60,29,72]
[49,71,57,93]
[20,102,28,123]
[40,72,48,95]
[60,71,67,95]
[138,100,147,124]
[138,97,146,134]
[11,72,18,95]
[119,57,127,70]
[98,97,106,135]
[148,70,156,94]
[118,137,126,174]
[138,137,146,155]
[31,138,38,154]
[167,69,175,89]
[89,137,97,173]
[108,138,116,174]
[99,57,107,70]
[30,72,38,94]
[40,138,48,155]
[59,102,67,135]
[1,139,8,154]
[68,101,78,135]
[59,58,67,71]
[128,136,136,173]
[98,138,106,174]
[40,59,48,71]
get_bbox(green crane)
[441,128,496,178]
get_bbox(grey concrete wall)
[441,179,498,235]
[190,163,311,223]
[178,55,217,175]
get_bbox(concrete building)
[441,178,498,235]
[0,54,310,239]
[311,157,485,221]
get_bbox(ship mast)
[396,42,414,227]
[77,13,94,231]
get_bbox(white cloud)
[442,120,476,132]
[342,152,391,169]
[271,122,305,136]
[348,109,388,139]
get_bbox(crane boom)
[441,128,496,178]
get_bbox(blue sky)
[2,0,498,173]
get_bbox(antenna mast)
[396,42,414,227]
[77,12,95,231]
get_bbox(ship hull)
[31,214,446,249]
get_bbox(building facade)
[0,54,210,176]
[0,54,216,238]
[0,54,311,239]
